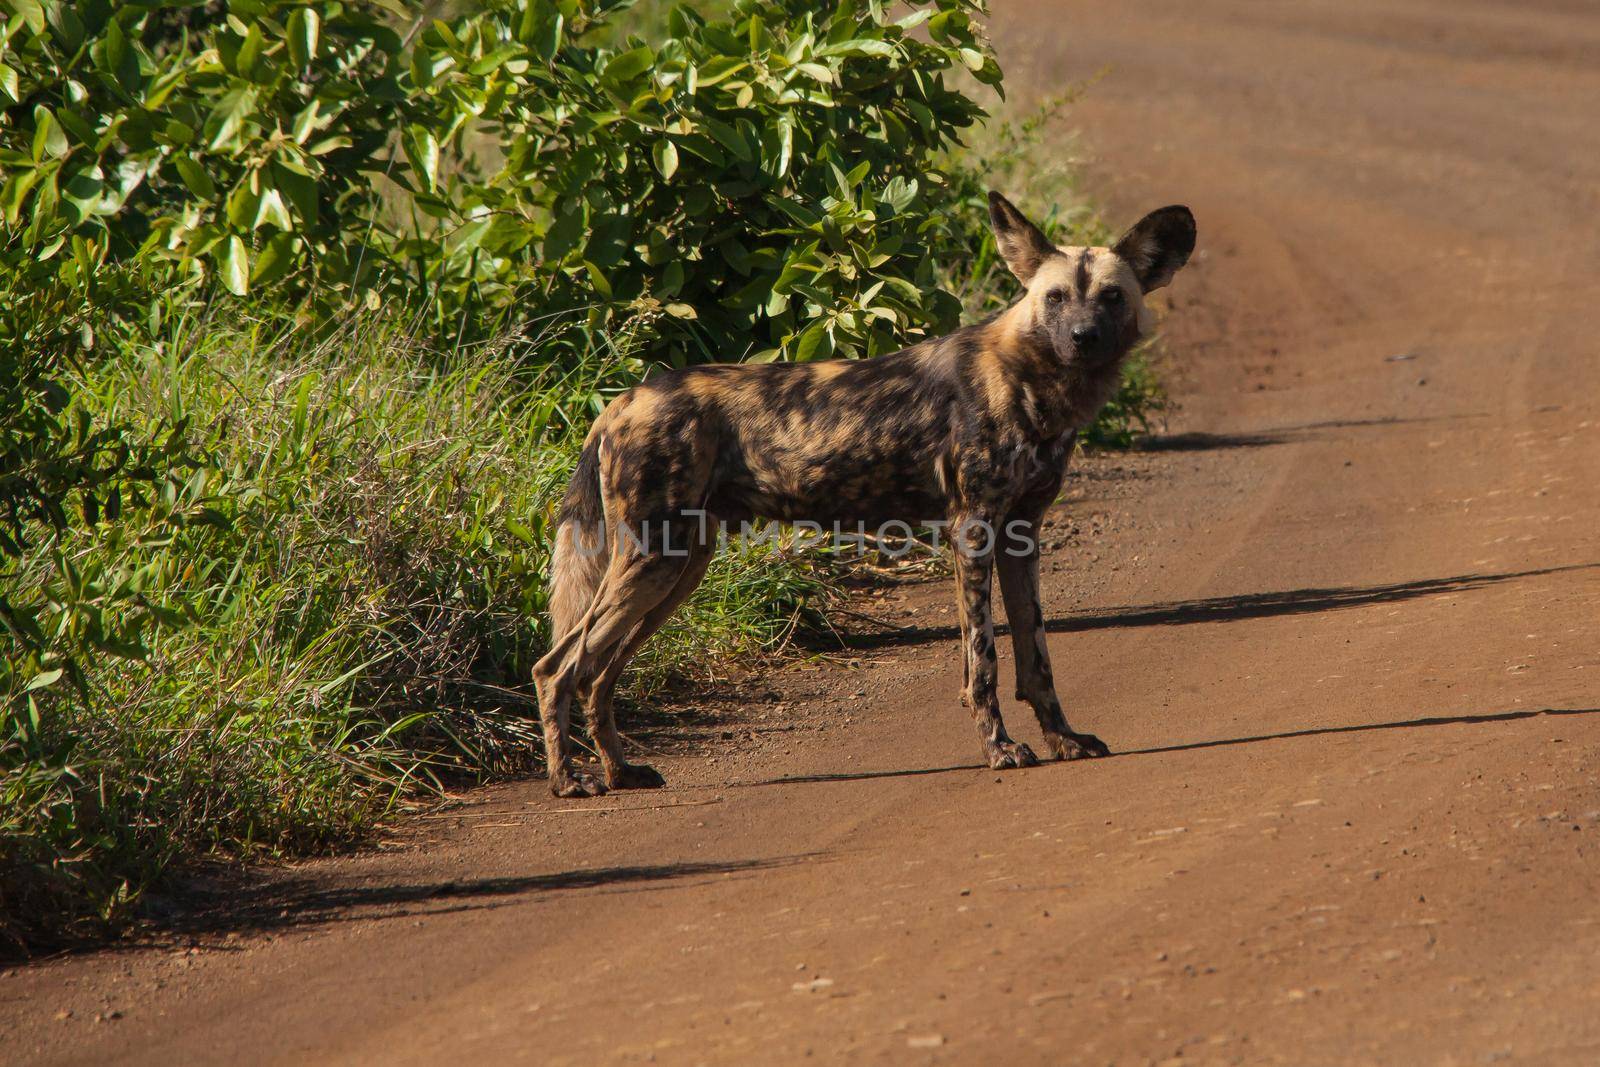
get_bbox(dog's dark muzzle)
[1058,313,1121,366]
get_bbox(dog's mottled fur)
[533,193,1196,796]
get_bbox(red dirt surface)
[5,1,1600,1062]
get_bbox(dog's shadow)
[1133,411,1489,454]
[825,561,1600,652]
[736,706,1600,788]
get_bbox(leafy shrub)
[407,0,1000,363]
[0,0,408,314]
[2,0,1004,362]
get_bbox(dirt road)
[6,1,1600,1062]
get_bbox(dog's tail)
[548,436,608,644]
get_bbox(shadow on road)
[1121,705,1600,757]
[1135,412,1489,453]
[1050,561,1600,633]
[143,855,811,946]
[739,707,1600,789]
[831,561,1600,651]
[1136,429,1291,452]
[738,762,986,787]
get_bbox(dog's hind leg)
[534,533,698,797]
[995,516,1109,761]
[580,530,716,790]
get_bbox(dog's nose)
[1070,322,1100,347]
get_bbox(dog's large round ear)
[988,191,1055,285]
[1112,206,1196,293]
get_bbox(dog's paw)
[552,770,609,798]
[1045,731,1110,761]
[609,762,667,790]
[986,740,1040,770]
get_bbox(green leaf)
[251,231,297,288]
[0,62,18,105]
[291,100,322,144]
[794,319,833,361]
[174,155,217,199]
[927,9,968,44]
[25,669,63,693]
[164,117,198,146]
[1,167,40,226]
[403,127,440,192]
[584,259,612,298]
[226,181,260,228]
[775,114,793,177]
[693,58,747,87]
[254,186,293,231]
[652,138,679,180]
[32,105,68,161]
[468,45,523,76]
[660,259,685,294]
[94,16,143,93]
[207,87,258,150]
[61,162,104,217]
[287,8,320,69]
[602,46,655,84]
[217,235,250,295]
[307,135,349,156]
[700,116,753,162]
[818,38,896,58]
[236,24,266,78]
[9,0,45,33]
[271,161,318,221]
[883,177,918,213]
[906,98,935,135]
[543,204,585,261]
[518,6,564,60]
[506,518,537,545]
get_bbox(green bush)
[406,0,1000,363]
[1,0,1003,358]
[0,0,407,313]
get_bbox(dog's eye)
[1101,288,1125,306]
[1045,289,1064,306]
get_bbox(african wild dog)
[532,193,1195,797]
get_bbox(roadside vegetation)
[0,0,1161,954]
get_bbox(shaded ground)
[5,1,1600,1062]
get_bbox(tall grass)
[0,312,830,954]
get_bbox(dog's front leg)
[953,514,1038,770]
[995,518,1110,761]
